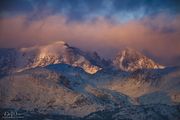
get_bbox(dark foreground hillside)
[1,104,180,120]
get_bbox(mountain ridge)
[0,41,104,75]
[0,41,166,77]
[1,41,179,119]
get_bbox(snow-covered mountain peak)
[0,41,102,74]
[113,48,165,72]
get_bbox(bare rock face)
[113,48,164,72]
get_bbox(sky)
[0,0,180,66]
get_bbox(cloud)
[112,0,180,13]
[0,13,180,66]
[1,0,180,22]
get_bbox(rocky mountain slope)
[0,64,133,117]
[0,41,179,119]
[93,67,180,105]
[1,104,180,120]
[85,104,180,120]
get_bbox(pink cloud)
[0,14,180,66]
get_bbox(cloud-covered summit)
[0,0,180,66]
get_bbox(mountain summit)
[0,43,165,75]
[113,48,164,72]
[0,41,102,74]
[19,41,103,74]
